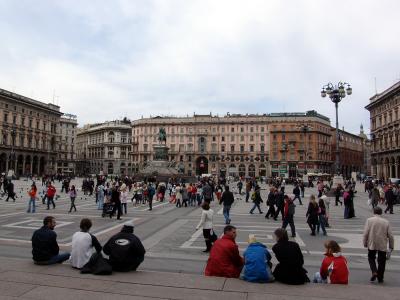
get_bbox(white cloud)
[0,0,399,133]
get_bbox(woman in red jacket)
[313,240,349,284]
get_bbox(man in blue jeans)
[220,186,234,224]
[31,216,70,265]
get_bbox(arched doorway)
[0,153,7,173]
[196,156,208,175]
[248,164,256,178]
[238,164,246,177]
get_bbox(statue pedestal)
[153,145,169,161]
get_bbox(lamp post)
[321,82,352,175]
[297,124,313,175]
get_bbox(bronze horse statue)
[158,128,167,144]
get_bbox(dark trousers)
[245,191,250,202]
[47,196,55,209]
[148,198,153,210]
[385,203,394,214]
[274,205,284,220]
[282,215,296,237]
[203,229,212,251]
[111,203,122,219]
[6,193,16,201]
[265,205,276,219]
[368,250,387,281]
[293,195,302,205]
[69,197,76,212]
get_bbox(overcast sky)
[1,0,399,134]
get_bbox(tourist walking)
[175,184,182,207]
[46,182,56,210]
[265,188,276,219]
[282,195,296,237]
[27,183,37,213]
[306,195,319,236]
[120,184,129,215]
[292,184,303,205]
[274,187,285,221]
[384,185,395,214]
[5,181,16,202]
[110,184,122,220]
[196,202,215,252]
[363,207,394,283]
[147,183,155,211]
[220,185,234,224]
[249,185,263,214]
[68,185,77,213]
[317,197,327,235]
[97,183,105,210]
[334,184,343,206]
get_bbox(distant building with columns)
[366,80,400,179]
[131,111,334,178]
[0,89,62,176]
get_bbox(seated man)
[205,225,244,278]
[31,216,70,265]
[103,221,145,271]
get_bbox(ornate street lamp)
[321,82,352,175]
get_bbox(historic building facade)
[331,128,364,178]
[0,89,62,176]
[56,113,78,174]
[365,80,400,179]
[76,119,132,175]
[268,111,332,177]
[131,110,334,178]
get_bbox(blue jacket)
[242,242,272,283]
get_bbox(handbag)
[81,252,112,275]
[210,229,218,242]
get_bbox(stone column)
[37,159,41,176]
[30,162,33,175]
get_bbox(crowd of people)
[0,173,396,285]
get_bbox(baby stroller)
[102,203,114,218]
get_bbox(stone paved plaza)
[0,178,399,286]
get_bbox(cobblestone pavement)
[0,178,399,286]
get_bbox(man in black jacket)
[110,184,122,220]
[220,185,234,224]
[103,221,146,271]
[31,216,70,264]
